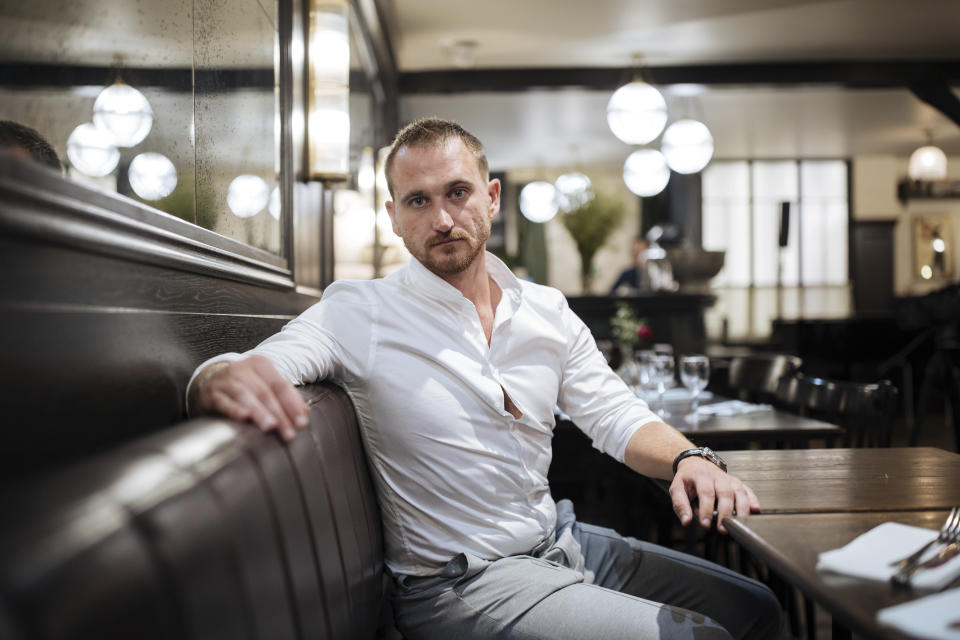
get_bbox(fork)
[889,507,959,570]
[890,507,960,587]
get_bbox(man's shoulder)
[318,278,388,307]
[518,279,569,313]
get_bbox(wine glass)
[680,354,710,414]
[651,354,675,418]
[653,343,674,357]
[635,350,657,398]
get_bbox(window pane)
[800,161,848,285]
[752,162,797,286]
[703,162,750,286]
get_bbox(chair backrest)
[727,353,803,403]
[0,382,384,640]
[776,372,900,447]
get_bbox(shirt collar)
[404,251,523,309]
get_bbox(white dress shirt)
[191,253,660,575]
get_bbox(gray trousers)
[392,500,781,640]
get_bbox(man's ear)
[385,199,400,235]
[487,178,501,220]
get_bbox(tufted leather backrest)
[0,382,383,640]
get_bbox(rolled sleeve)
[556,305,660,462]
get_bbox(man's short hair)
[384,117,488,198]
[0,121,63,172]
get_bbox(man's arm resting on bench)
[188,355,310,442]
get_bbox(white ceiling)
[384,0,960,171]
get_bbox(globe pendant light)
[128,152,177,200]
[554,171,592,212]
[661,119,714,174]
[93,81,154,147]
[908,145,947,180]
[227,175,270,218]
[623,149,670,197]
[268,186,282,220]
[606,80,668,145]
[66,122,120,177]
[519,181,559,222]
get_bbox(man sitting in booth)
[188,118,781,640]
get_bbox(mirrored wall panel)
[0,0,282,255]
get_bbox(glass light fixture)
[93,81,153,147]
[227,175,270,218]
[66,123,120,177]
[606,80,668,145]
[358,146,376,197]
[519,181,560,223]
[128,152,177,200]
[661,119,714,174]
[268,186,281,220]
[308,0,350,181]
[908,145,947,181]
[554,172,592,212]
[623,149,670,197]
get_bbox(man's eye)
[451,188,467,199]
[410,197,425,207]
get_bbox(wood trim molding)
[0,157,295,290]
[398,60,960,94]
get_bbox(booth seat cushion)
[0,382,383,640]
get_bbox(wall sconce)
[308,0,350,182]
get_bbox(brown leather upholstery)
[0,382,384,640]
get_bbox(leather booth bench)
[0,383,387,640]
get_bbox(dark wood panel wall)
[0,162,320,478]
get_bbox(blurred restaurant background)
[2,2,960,638]
[2,0,959,460]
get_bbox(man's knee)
[739,582,782,640]
[656,605,735,640]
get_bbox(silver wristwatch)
[672,447,727,474]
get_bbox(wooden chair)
[777,373,900,447]
[727,353,803,405]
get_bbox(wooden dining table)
[717,447,960,640]
[557,389,844,449]
[640,392,844,448]
[723,447,960,513]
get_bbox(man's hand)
[668,457,760,534]
[189,355,310,442]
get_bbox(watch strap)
[672,447,727,474]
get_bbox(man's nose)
[431,205,454,231]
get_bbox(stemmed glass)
[679,354,710,414]
[651,354,675,418]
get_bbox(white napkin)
[694,399,772,416]
[637,388,715,403]
[877,588,960,640]
[817,522,960,591]
[661,388,714,402]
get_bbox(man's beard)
[408,224,489,276]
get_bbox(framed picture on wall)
[913,212,954,281]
